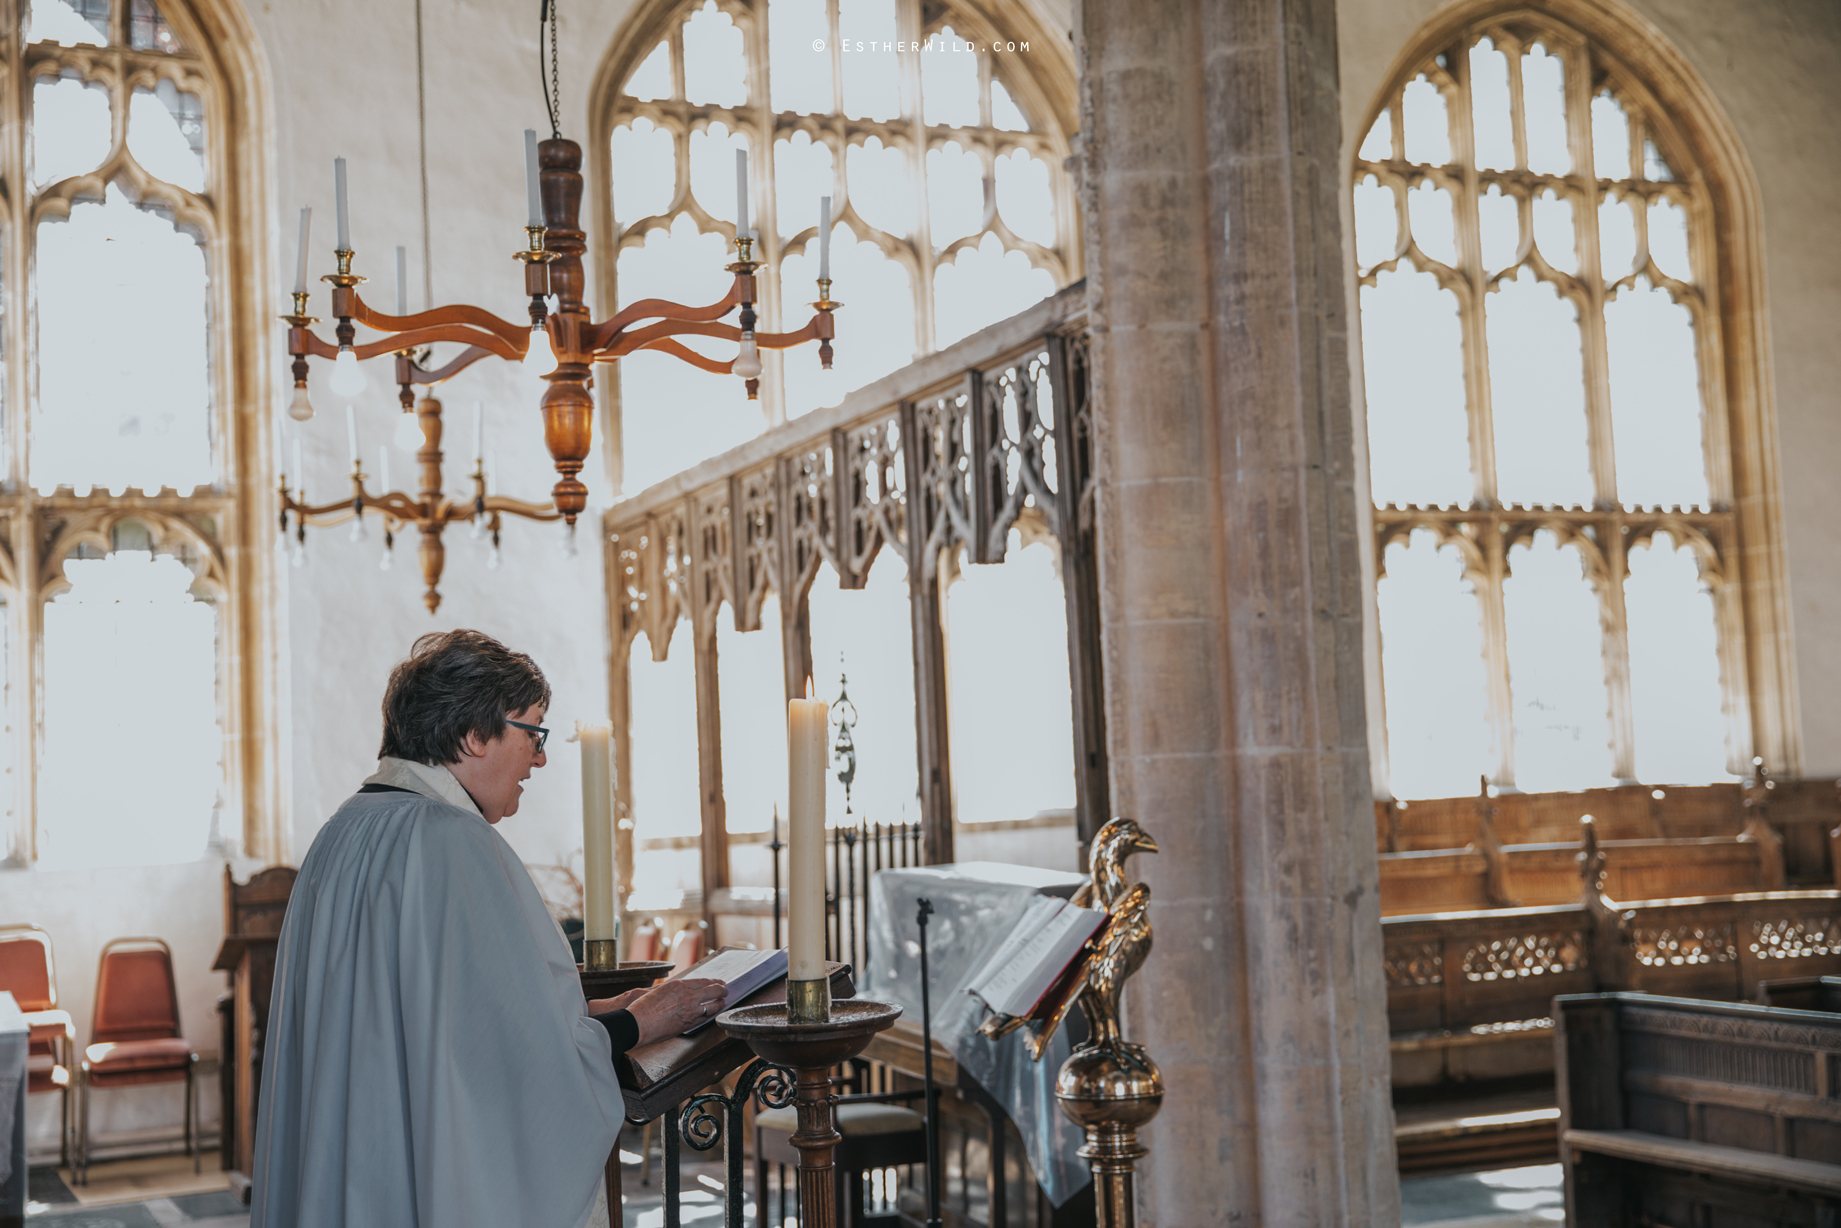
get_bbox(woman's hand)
[625,977,729,1046]
[587,988,650,1014]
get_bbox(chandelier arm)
[480,496,564,522]
[281,494,361,525]
[348,295,531,348]
[599,316,744,360]
[750,317,827,350]
[351,325,523,363]
[590,282,744,343]
[620,336,737,375]
[412,344,500,385]
[291,330,341,360]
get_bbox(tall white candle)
[379,445,390,495]
[735,148,750,238]
[787,687,827,980]
[579,722,616,944]
[334,157,350,250]
[292,439,303,495]
[394,245,407,316]
[473,401,484,463]
[524,129,544,228]
[293,207,312,294]
[345,404,359,463]
[818,196,831,280]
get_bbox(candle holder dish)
[717,1000,902,1228]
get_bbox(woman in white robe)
[251,630,723,1228]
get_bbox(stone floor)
[1399,1162,1566,1227]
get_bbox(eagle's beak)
[1131,831,1160,856]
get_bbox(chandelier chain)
[539,0,561,141]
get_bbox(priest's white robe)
[251,758,623,1228]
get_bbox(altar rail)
[604,284,1103,919]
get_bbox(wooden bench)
[1555,992,1841,1226]
[1759,975,1841,1012]
[1385,887,1841,1089]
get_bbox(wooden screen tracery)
[1355,7,1782,798]
[605,289,1098,918]
[1,0,275,866]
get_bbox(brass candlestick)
[718,999,901,1228]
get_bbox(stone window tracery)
[598,0,1077,495]
[3,0,264,865]
[1357,14,1749,798]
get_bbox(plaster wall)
[1335,0,1841,779]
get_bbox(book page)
[965,895,1065,1004]
[996,906,1107,1017]
[978,902,1093,1015]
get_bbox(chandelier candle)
[294,208,312,295]
[334,156,350,250]
[786,683,829,1023]
[818,196,831,281]
[395,246,407,316]
[524,130,543,229]
[735,148,750,238]
[578,720,617,971]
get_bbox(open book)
[965,896,1108,1019]
[672,947,789,1035]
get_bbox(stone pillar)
[1081,0,1398,1223]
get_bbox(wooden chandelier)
[283,137,840,527]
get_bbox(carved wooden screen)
[1355,13,1753,799]
[3,0,265,865]
[595,0,1078,495]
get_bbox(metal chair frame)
[77,936,199,1185]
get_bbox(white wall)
[1336,0,1841,775]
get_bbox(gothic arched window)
[7,0,274,866]
[593,0,1078,494]
[1355,9,1785,799]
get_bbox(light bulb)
[287,383,315,421]
[524,323,556,377]
[330,346,366,397]
[349,516,368,543]
[733,333,762,379]
[394,410,424,451]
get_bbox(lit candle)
[334,157,350,251]
[379,445,390,495]
[473,400,484,464]
[345,404,359,463]
[818,195,831,281]
[293,207,312,294]
[579,722,616,953]
[394,245,407,316]
[524,129,544,228]
[735,148,750,238]
[787,682,827,982]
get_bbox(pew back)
[1556,992,1841,1227]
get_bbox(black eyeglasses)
[506,718,550,753]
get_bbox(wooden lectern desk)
[214,866,295,1191]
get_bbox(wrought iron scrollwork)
[663,1058,796,1228]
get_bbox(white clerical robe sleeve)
[251,792,624,1228]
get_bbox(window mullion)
[1448,59,1497,508]
[745,0,786,426]
[897,0,935,354]
[1477,516,1515,788]
[1567,42,1618,513]
[1599,514,1637,781]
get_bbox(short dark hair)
[379,630,552,765]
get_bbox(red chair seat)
[85,1037,195,1087]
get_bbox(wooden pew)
[1758,975,1841,1012]
[1555,992,1841,1227]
